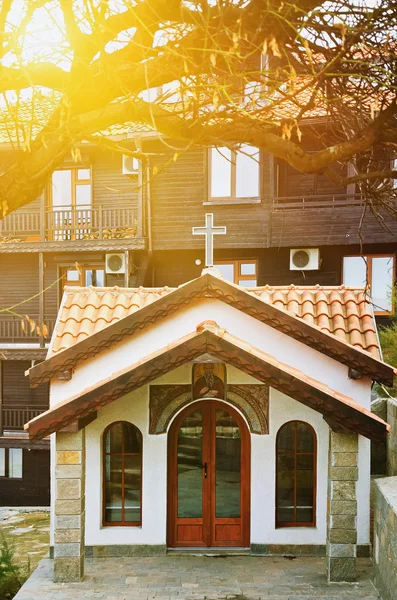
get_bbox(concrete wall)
[373,476,397,600]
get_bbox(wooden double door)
[168,400,250,548]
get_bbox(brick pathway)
[14,556,380,600]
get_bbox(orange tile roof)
[50,282,379,358]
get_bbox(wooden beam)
[39,190,46,241]
[38,252,45,348]
[323,415,355,435]
[59,411,97,433]
[124,250,130,287]
[0,360,3,437]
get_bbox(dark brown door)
[168,400,250,548]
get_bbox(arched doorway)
[167,400,250,548]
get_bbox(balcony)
[2,405,48,431]
[0,314,57,344]
[0,204,143,248]
[272,193,365,210]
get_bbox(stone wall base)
[49,543,371,559]
[250,544,370,557]
[87,545,167,557]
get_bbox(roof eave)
[27,273,394,388]
[25,326,389,443]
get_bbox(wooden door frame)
[167,399,251,548]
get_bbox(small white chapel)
[25,215,392,585]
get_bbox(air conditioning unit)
[290,248,320,271]
[106,253,126,274]
[122,154,139,176]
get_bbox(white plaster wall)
[251,388,330,545]
[49,298,372,409]
[80,365,370,547]
[85,387,167,546]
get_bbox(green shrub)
[376,319,397,398]
[0,535,28,600]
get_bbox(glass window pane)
[124,455,141,522]
[177,409,203,518]
[216,264,235,283]
[85,269,105,287]
[215,409,241,518]
[296,423,314,452]
[211,147,232,198]
[239,279,257,287]
[0,449,5,476]
[107,423,123,454]
[276,454,294,523]
[76,184,91,207]
[371,257,393,312]
[277,423,295,452]
[66,269,80,282]
[343,256,367,287]
[296,454,314,523]
[52,170,72,208]
[124,424,141,454]
[236,146,259,198]
[105,454,122,522]
[9,448,22,478]
[77,169,90,180]
[240,263,256,275]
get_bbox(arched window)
[103,421,142,526]
[276,421,316,528]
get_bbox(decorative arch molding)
[149,384,269,435]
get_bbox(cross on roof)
[192,213,227,267]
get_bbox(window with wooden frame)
[60,265,105,297]
[0,448,23,479]
[50,168,92,210]
[276,421,316,528]
[342,254,395,315]
[103,422,142,526]
[209,146,260,202]
[48,167,92,241]
[214,260,258,287]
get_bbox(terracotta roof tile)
[49,283,380,360]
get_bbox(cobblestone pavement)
[14,556,380,600]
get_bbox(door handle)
[198,462,208,478]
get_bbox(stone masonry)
[387,399,397,476]
[54,429,86,583]
[326,431,359,583]
[373,476,397,600]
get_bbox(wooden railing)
[2,405,48,430]
[273,193,365,210]
[0,314,56,343]
[0,211,41,239]
[0,204,138,242]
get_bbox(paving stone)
[13,556,380,600]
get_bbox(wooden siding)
[151,242,397,295]
[0,448,50,506]
[91,149,139,208]
[270,207,397,247]
[275,158,347,198]
[0,253,39,314]
[2,360,49,408]
[147,141,273,250]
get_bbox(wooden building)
[0,132,396,506]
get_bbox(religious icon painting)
[192,363,226,400]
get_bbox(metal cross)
[192,213,227,267]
